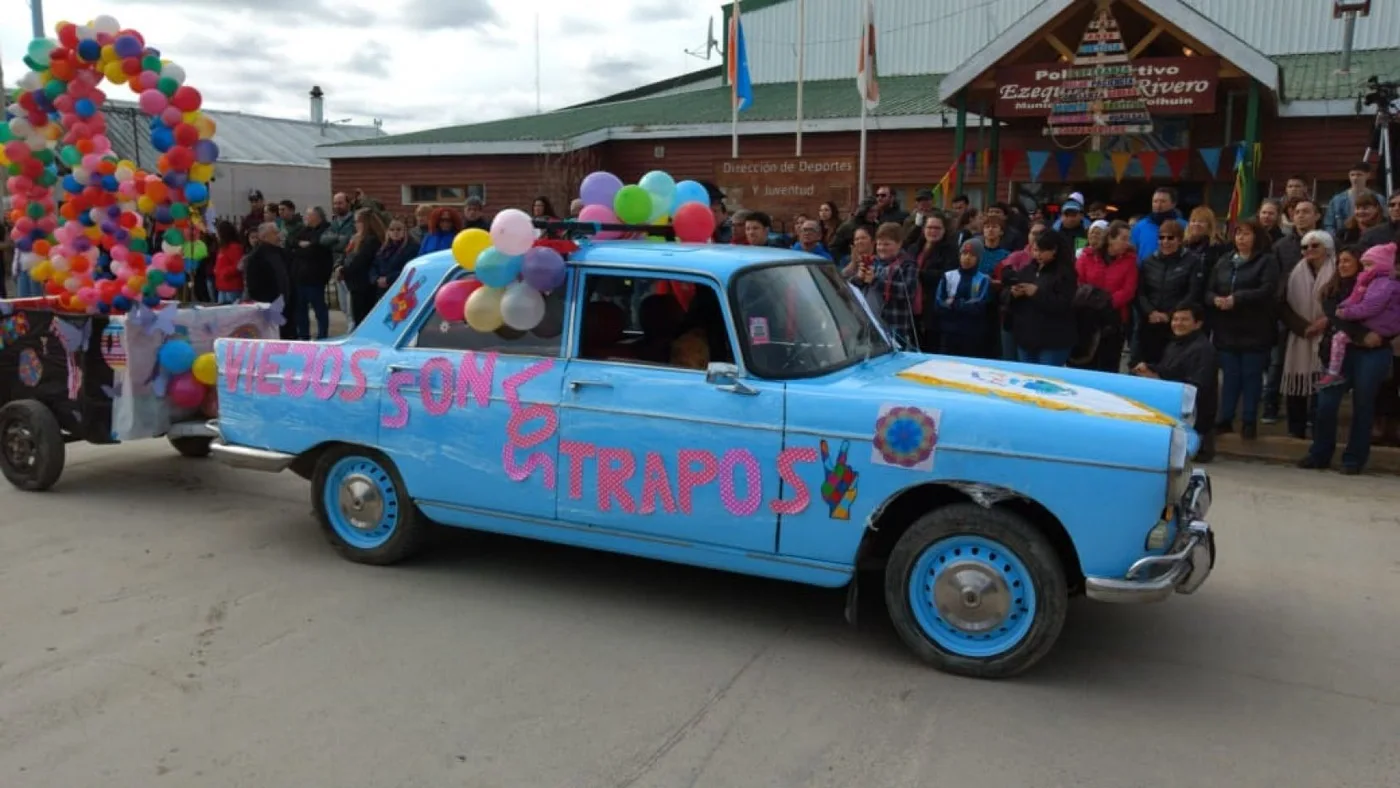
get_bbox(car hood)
[784,353,1185,472]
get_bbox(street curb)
[1214,433,1400,475]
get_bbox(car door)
[375,269,570,522]
[555,268,784,554]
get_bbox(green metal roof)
[322,73,946,148]
[1276,47,1400,102]
[323,49,1400,150]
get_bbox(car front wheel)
[311,446,427,565]
[884,503,1068,679]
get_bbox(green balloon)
[37,169,57,186]
[142,55,163,73]
[170,203,190,220]
[0,123,12,143]
[60,146,82,166]
[27,38,56,66]
[613,185,654,225]
[131,238,149,253]
[157,76,179,97]
[193,240,209,260]
[32,148,53,165]
[22,55,43,73]
[164,228,184,246]
[6,163,20,176]
[148,269,167,286]
[26,202,44,219]
[44,79,67,100]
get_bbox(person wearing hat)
[241,189,266,247]
[1052,198,1088,250]
[1325,162,1379,235]
[901,188,937,248]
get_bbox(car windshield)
[730,261,893,379]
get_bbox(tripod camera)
[1359,76,1397,198]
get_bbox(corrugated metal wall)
[737,0,1398,84]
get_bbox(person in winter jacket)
[1133,301,1218,462]
[243,222,294,339]
[912,214,958,351]
[1134,219,1205,366]
[341,208,387,326]
[934,239,993,357]
[1276,230,1337,439]
[1299,245,1398,474]
[844,222,920,349]
[289,207,336,341]
[1184,206,1231,283]
[417,206,463,257]
[1129,187,1184,262]
[1318,243,1400,388]
[1004,230,1079,366]
[1075,220,1138,372]
[1206,219,1280,439]
[212,220,245,304]
[994,221,1047,359]
[369,218,421,295]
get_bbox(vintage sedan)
[209,239,1214,678]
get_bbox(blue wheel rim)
[907,534,1038,658]
[323,456,400,550]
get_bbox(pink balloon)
[161,106,184,127]
[168,373,207,410]
[137,71,159,90]
[490,208,537,257]
[433,279,479,320]
[156,284,177,299]
[577,204,622,240]
[138,89,167,115]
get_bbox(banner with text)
[715,157,857,221]
[994,56,1220,117]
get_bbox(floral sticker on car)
[872,404,940,471]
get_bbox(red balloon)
[173,123,199,147]
[170,86,202,113]
[165,145,194,171]
[672,202,716,243]
[434,279,482,320]
[58,23,79,48]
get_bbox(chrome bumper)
[165,420,218,439]
[1085,468,1216,604]
[209,438,296,473]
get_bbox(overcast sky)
[2,0,727,132]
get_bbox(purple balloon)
[521,247,566,292]
[106,204,122,217]
[99,220,117,235]
[193,139,220,165]
[579,171,623,208]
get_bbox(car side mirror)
[705,362,758,396]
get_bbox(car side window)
[576,272,734,371]
[410,274,568,356]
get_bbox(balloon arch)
[2,14,220,313]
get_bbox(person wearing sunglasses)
[1134,219,1205,367]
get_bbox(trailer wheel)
[169,436,213,458]
[0,400,67,492]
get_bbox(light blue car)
[210,241,1215,678]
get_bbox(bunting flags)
[1198,147,1222,177]
[1164,149,1190,179]
[1084,151,1105,177]
[1054,151,1076,181]
[1136,151,1159,181]
[1026,150,1050,182]
[1110,152,1133,182]
[927,142,1260,190]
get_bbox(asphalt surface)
[1,443,1398,788]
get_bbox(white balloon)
[490,208,536,257]
[19,252,41,270]
[18,73,40,91]
[162,63,187,85]
[500,281,546,331]
[93,15,121,35]
[75,24,96,41]
[8,117,33,137]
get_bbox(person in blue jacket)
[790,218,833,259]
[934,237,994,357]
[1130,186,1185,262]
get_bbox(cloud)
[110,0,377,27]
[582,53,655,92]
[558,15,607,35]
[400,0,501,29]
[343,42,393,79]
[629,0,693,23]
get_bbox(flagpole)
[731,0,741,159]
[858,102,868,198]
[795,0,805,156]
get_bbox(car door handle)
[568,379,613,391]
[388,363,415,374]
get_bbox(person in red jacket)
[1075,219,1139,372]
[212,220,246,304]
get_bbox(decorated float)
[1,15,282,491]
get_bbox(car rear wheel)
[884,503,1067,679]
[311,446,427,565]
[0,400,66,492]
[169,436,213,458]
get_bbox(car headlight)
[1180,384,1197,427]
[1169,425,1189,471]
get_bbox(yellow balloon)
[30,260,53,282]
[189,163,214,183]
[463,286,505,331]
[0,151,9,167]
[191,352,219,386]
[137,195,155,214]
[103,61,127,84]
[194,116,217,139]
[100,44,117,64]
[452,228,492,271]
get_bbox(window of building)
[575,272,733,371]
[409,275,567,357]
[403,184,487,205]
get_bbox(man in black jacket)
[244,222,295,340]
[1133,301,1217,462]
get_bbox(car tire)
[311,445,427,565]
[169,436,213,458]
[884,502,1068,679]
[0,400,67,492]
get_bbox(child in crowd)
[1318,243,1400,388]
[933,238,993,357]
[1132,301,1218,462]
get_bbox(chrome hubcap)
[2,423,36,470]
[337,473,384,531]
[932,560,1012,634]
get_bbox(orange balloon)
[146,182,168,203]
[50,60,76,81]
[156,154,169,172]
[96,159,117,175]
[59,202,79,220]
[33,239,51,256]
[75,138,94,155]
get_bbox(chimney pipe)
[1339,11,1357,73]
[310,85,325,125]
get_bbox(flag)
[728,3,754,112]
[856,0,879,111]
[1227,154,1246,221]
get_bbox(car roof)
[411,241,828,284]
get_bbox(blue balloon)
[142,295,162,308]
[101,174,119,191]
[112,295,131,312]
[74,98,96,118]
[158,340,196,374]
[151,127,174,152]
[474,247,523,288]
[184,183,208,203]
[671,180,710,214]
[76,40,102,62]
[166,272,187,288]
[114,35,143,59]
[62,174,81,193]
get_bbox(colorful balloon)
[521,247,566,292]
[191,352,218,386]
[579,171,623,208]
[451,227,492,270]
[168,372,207,410]
[673,202,717,243]
[474,247,523,289]
[500,281,547,331]
[433,279,478,321]
[577,204,622,240]
[464,286,505,332]
[490,208,536,257]
[613,185,654,225]
[671,180,711,214]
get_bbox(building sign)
[994,56,1220,117]
[714,157,856,224]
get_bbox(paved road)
[2,444,1398,788]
